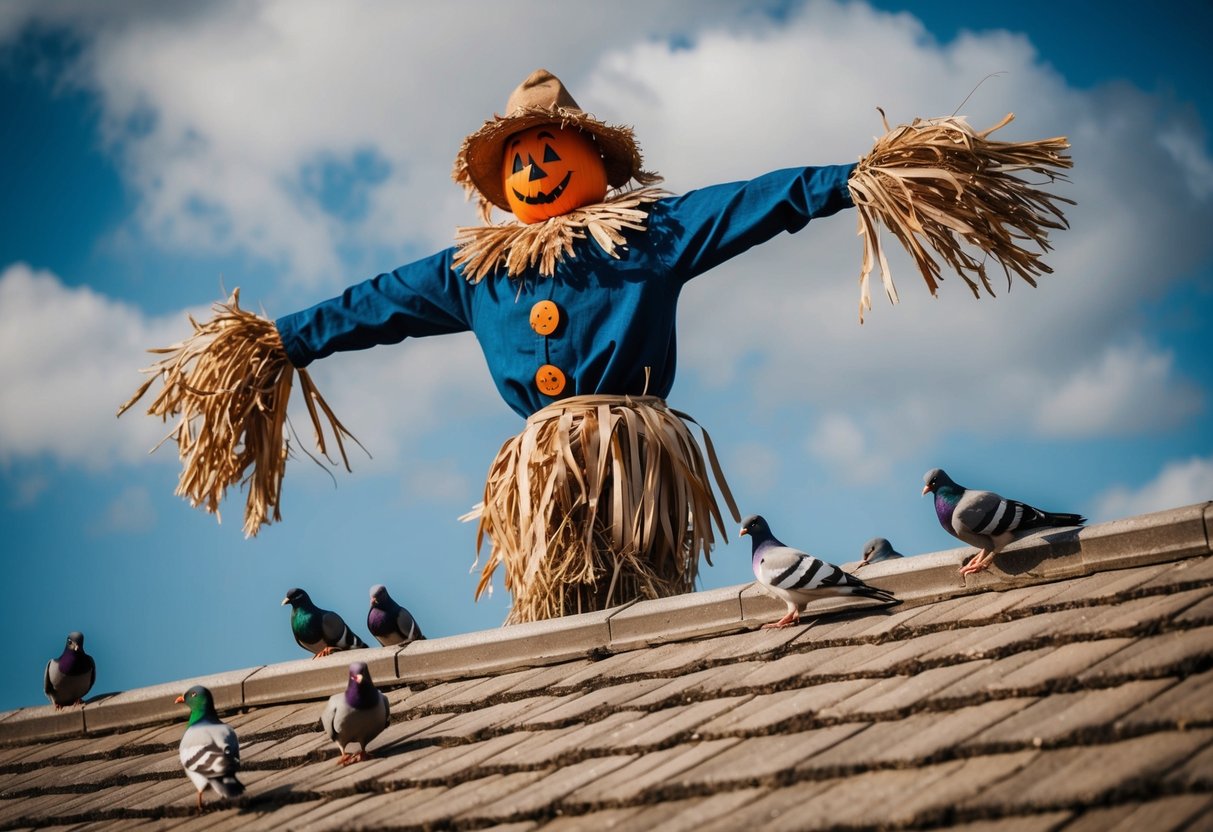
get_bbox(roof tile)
[963,728,1213,808]
[963,678,1174,745]
[566,737,741,804]
[1057,794,1213,832]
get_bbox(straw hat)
[452,68,660,214]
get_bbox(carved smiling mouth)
[513,171,572,205]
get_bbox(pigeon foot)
[762,611,801,629]
[958,550,995,575]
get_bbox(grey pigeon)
[367,584,425,647]
[320,661,390,765]
[741,514,898,628]
[43,631,95,709]
[856,537,904,570]
[923,467,1086,575]
[176,685,244,812]
[282,587,368,658]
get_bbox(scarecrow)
[121,69,1071,623]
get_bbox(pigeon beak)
[739,528,748,538]
[174,695,186,704]
[921,485,930,496]
[354,674,364,684]
[281,597,290,606]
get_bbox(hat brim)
[453,106,657,213]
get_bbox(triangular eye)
[542,144,561,163]
[512,153,524,174]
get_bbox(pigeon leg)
[959,549,995,575]
[314,647,336,659]
[196,790,205,813]
[762,606,801,629]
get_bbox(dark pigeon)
[320,661,390,765]
[923,467,1086,575]
[43,631,95,709]
[282,588,368,658]
[367,584,425,647]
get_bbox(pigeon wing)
[758,545,851,591]
[955,489,1027,541]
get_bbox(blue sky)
[3,0,1211,712]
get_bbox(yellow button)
[535,364,566,396]
[530,300,561,336]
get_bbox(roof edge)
[3,501,1208,744]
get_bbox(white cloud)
[1035,340,1202,437]
[0,263,184,469]
[1094,455,1213,521]
[805,412,890,485]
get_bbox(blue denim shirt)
[276,164,856,418]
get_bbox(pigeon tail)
[1024,510,1086,530]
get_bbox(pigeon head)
[369,585,391,608]
[737,514,766,540]
[66,632,85,652]
[282,587,311,608]
[862,538,890,563]
[345,661,378,708]
[739,515,778,548]
[922,468,959,496]
[175,685,218,724]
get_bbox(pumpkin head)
[502,125,607,223]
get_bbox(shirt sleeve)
[275,248,472,369]
[656,163,856,283]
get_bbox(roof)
[3,502,1212,830]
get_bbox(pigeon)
[282,587,368,658]
[922,468,1087,575]
[741,514,898,628]
[320,661,390,766]
[176,685,244,812]
[367,584,425,647]
[856,537,904,570]
[43,631,95,709]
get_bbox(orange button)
[530,300,560,336]
[535,364,566,396]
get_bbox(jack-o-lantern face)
[503,125,607,224]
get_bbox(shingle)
[457,756,637,821]
[624,662,769,706]
[371,770,550,827]
[1138,552,1213,588]
[518,679,675,725]
[565,737,741,803]
[585,788,769,832]
[1059,794,1213,832]
[375,729,530,783]
[1069,586,1213,633]
[1078,626,1213,681]
[581,697,752,750]
[1124,668,1213,726]
[809,699,1033,767]
[696,678,876,736]
[941,814,1076,832]
[962,678,1175,745]
[1162,735,1213,789]
[673,723,866,784]
[537,806,647,831]
[980,639,1136,691]
[963,728,1213,808]
[824,660,989,717]
[483,713,640,768]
